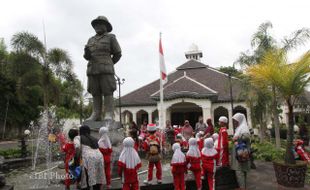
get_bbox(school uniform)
[118,137,142,190]
[98,127,112,187]
[201,138,218,190]
[171,143,187,190]
[186,138,202,190]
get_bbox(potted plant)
[247,49,310,187]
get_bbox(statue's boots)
[86,96,102,121]
[104,95,114,120]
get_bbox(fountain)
[28,107,64,188]
[32,110,52,185]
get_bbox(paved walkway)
[247,161,310,190]
[5,160,310,190]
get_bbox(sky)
[1,0,310,96]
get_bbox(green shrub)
[252,142,285,162]
[0,149,22,159]
[270,128,288,139]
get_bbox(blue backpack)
[69,165,82,181]
[235,141,250,162]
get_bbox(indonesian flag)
[159,36,168,84]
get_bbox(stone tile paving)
[247,161,310,190]
[5,159,310,190]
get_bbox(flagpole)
[159,32,164,154]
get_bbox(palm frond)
[251,21,275,49]
[11,31,45,58]
[47,48,73,80]
[234,51,256,68]
[282,28,310,51]
[272,51,310,101]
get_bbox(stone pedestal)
[83,119,125,178]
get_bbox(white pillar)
[162,109,167,128]
[200,100,212,123]
[202,107,212,122]
[166,108,171,122]
[148,111,152,124]
[157,104,166,128]
[132,111,137,124]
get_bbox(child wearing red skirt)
[201,138,219,190]
[217,116,230,167]
[186,138,202,190]
[171,143,187,190]
[118,137,142,190]
[98,127,112,189]
[62,128,78,190]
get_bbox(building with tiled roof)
[115,45,251,132]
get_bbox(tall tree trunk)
[259,113,265,143]
[272,86,281,149]
[285,98,296,164]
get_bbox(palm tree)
[236,22,280,146]
[247,49,310,164]
[11,31,73,109]
[236,21,310,149]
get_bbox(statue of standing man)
[84,16,122,121]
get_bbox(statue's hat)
[91,16,112,32]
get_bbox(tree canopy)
[0,32,83,139]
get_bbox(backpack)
[235,141,250,162]
[149,139,159,155]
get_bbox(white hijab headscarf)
[171,143,186,164]
[186,138,201,158]
[201,138,217,156]
[195,131,205,139]
[232,113,250,139]
[98,127,112,149]
[212,133,219,148]
[118,137,141,169]
[219,116,228,124]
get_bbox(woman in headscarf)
[171,143,187,190]
[186,138,202,190]
[201,138,218,190]
[205,118,215,137]
[118,137,141,190]
[182,120,193,141]
[231,113,251,190]
[98,126,112,188]
[74,125,105,190]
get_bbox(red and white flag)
[159,36,168,84]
